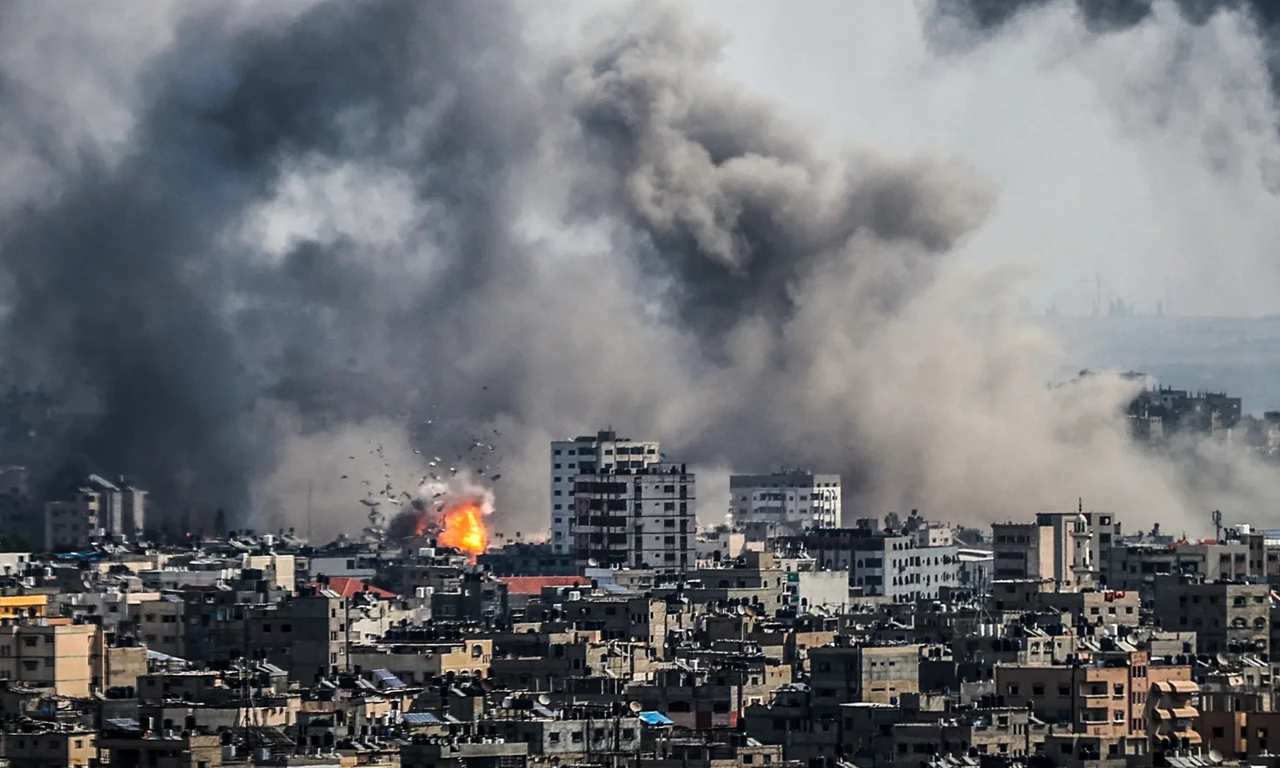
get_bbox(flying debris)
[490,474,502,481]
[359,498,380,507]
[340,475,348,479]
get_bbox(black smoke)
[1,0,1279,537]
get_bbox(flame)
[436,500,488,560]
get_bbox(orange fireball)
[437,501,488,560]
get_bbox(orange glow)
[436,501,488,561]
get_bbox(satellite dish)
[501,697,514,709]
[628,701,643,713]
[735,605,747,616]
[1216,653,1230,666]
[587,558,599,567]
[1208,749,1224,765]
[538,694,551,706]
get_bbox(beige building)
[992,523,1055,582]
[241,553,296,591]
[0,620,98,696]
[43,491,100,551]
[0,727,97,767]
[133,595,185,658]
[808,643,919,705]
[348,639,492,685]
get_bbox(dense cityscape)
[8,0,1280,766]
[1,396,1280,768]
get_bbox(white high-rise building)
[729,470,841,534]
[573,463,695,572]
[550,430,660,554]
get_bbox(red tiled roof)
[499,576,589,595]
[309,576,397,599]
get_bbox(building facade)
[550,430,660,555]
[571,464,695,572]
[729,470,841,535]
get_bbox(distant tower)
[1211,509,1222,542]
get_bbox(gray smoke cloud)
[0,0,1277,539]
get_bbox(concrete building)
[729,470,841,534]
[572,463,694,572]
[0,620,99,697]
[0,595,46,620]
[134,594,185,659]
[1151,578,1270,656]
[991,522,1054,582]
[84,474,146,540]
[550,430,660,555]
[43,489,101,551]
[808,642,920,705]
[777,527,961,602]
[993,510,1120,591]
[995,640,1165,763]
[0,727,97,768]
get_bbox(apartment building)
[1151,578,1270,656]
[0,727,97,767]
[43,491,100,552]
[993,510,1121,591]
[550,430,661,555]
[808,642,920,706]
[991,522,1054,582]
[729,469,841,535]
[0,620,98,697]
[571,463,695,572]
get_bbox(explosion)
[387,491,490,562]
[437,500,488,558]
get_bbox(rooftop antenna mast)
[306,480,313,543]
[1211,509,1222,542]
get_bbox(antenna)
[1211,510,1222,542]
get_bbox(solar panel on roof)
[373,668,406,688]
[105,718,142,731]
[402,712,440,725]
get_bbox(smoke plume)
[0,0,1278,539]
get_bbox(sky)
[697,0,1280,318]
[2,0,1280,542]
